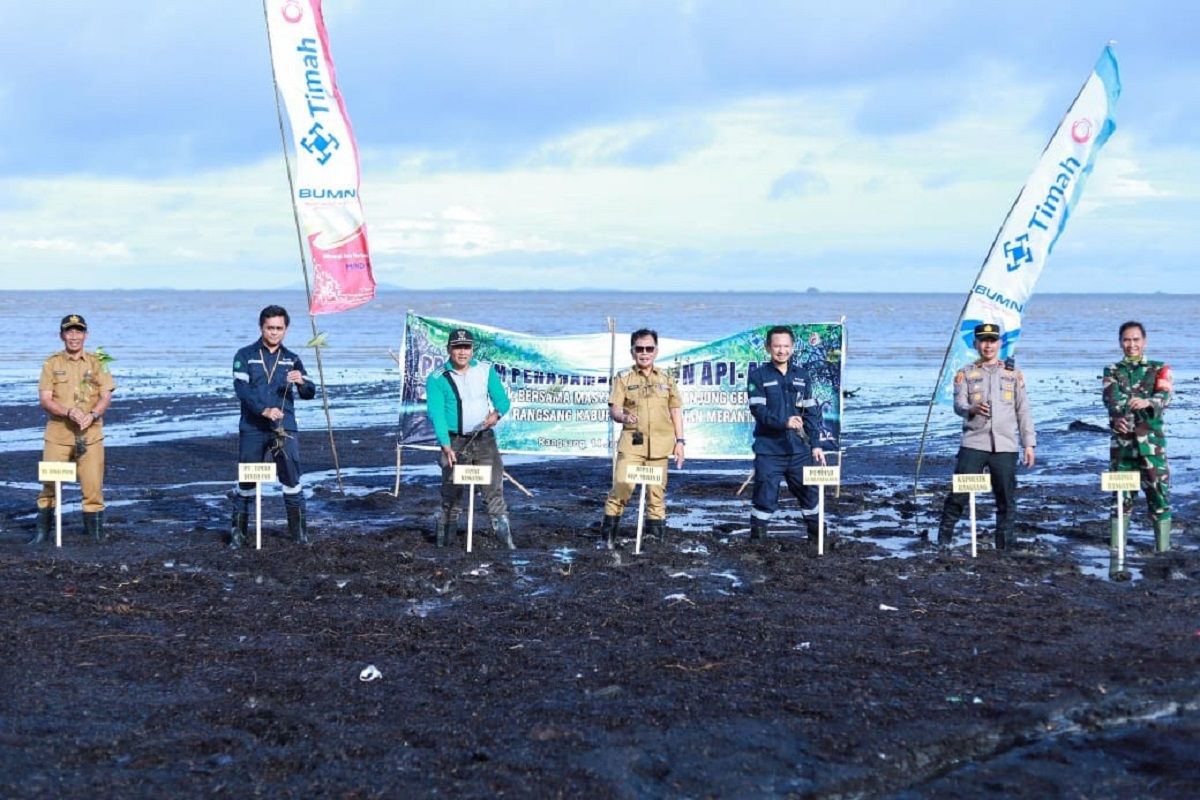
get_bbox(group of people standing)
[28,309,1175,558]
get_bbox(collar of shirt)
[444,358,480,375]
[1122,355,1145,365]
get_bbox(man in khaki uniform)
[33,314,115,543]
[600,328,685,548]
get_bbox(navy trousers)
[751,451,817,519]
[939,447,1018,547]
[236,429,305,511]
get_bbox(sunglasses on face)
[633,345,656,353]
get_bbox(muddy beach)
[1,410,1198,798]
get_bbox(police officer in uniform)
[33,314,115,543]
[599,328,685,548]
[231,305,316,547]
[937,323,1036,550]
[1103,321,1173,552]
[425,328,515,549]
[747,325,826,543]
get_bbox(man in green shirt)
[425,328,514,549]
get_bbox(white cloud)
[2,52,1198,291]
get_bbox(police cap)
[60,314,88,332]
[448,328,474,347]
[973,322,1001,341]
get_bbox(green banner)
[401,314,844,459]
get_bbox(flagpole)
[911,49,1104,532]
[262,0,344,493]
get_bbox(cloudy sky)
[2,1,1196,292]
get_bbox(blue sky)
[2,1,1197,291]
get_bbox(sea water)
[0,290,1194,503]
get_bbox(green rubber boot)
[1154,517,1172,554]
[491,514,515,550]
[437,510,457,548]
[29,507,53,545]
[83,511,105,543]
[1109,515,1131,551]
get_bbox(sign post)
[38,462,77,548]
[952,473,992,558]
[1102,471,1140,576]
[623,464,665,555]
[454,464,493,553]
[803,465,840,556]
[238,463,277,550]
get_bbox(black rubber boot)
[491,514,516,550]
[437,510,457,548]
[804,514,820,543]
[937,520,955,548]
[230,512,248,550]
[995,527,1014,552]
[600,514,620,550]
[647,519,667,544]
[83,511,105,543]
[29,507,52,545]
[287,506,310,544]
[749,517,768,543]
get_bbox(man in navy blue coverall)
[230,305,316,548]
[747,326,826,543]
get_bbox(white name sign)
[39,462,77,482]
[803,466,840,486]
[1101,471,1140,492]
[238,462,278,483]
[953,473,992,494]
[623,464,665,485]
[454,465,493,485]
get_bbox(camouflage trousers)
[1110,429,1170,522]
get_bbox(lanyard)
[259,346,282,385]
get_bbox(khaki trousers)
[38,438,105,512]
[605,452,669,520]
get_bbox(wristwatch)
[675,438,686,445]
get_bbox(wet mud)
[1,418,1198,798]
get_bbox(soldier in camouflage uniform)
[1102,321,1173,552]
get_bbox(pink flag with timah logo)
[265,0,375,314]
